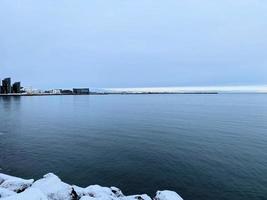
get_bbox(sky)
[0,0,267,89]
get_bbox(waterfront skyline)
[1,0,267,89]
[1,76,266,94]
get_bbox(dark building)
[2,78,11,94]
[73,88,90,95]
[61,89,73,95]
[12,82,21,93]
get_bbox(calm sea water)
[0,94,267,200]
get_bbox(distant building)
[73,88,90,95]
[31,89,43,94]
[22,87,32,94]
[51,89,61,94]
[61,89,73,95]
[2,78,11,94]
[12,82,21,93]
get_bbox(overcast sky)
[0,0,267,89]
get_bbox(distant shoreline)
[0,92,219,96]
[1,92,267,97]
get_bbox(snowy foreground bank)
[0,173,183,200]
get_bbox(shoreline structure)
[0,173,183,200]
[1,77,267,96]
[1,86,267,96]
[1,77,266,95]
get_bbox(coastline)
[0,173,183,200]
[2,92,267,97]
[0,92,219,97]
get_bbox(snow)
[80,196,95,200]
[0,173,184,200]
[155,191,183,200]
[0,188,16,198]
[1,188,48,200]
[73,185,114,199]
[122,194,152,200]
[110,187,124,198]
[0,173,33,193]
[31,173,72,200]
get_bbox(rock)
[79,196,95,200]
[0,188,16,198]
[0,173,34,193]
[0,173,184,200]
[111,186,124,197]
[122,194,152,200]
[73,184,120,200]
[1,188,48,200]
[70,187,79,200]
[31,173,72,200]
[154,190,183,200]
[72,185,152,200]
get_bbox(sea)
[0,94,266,200]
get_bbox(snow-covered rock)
[0,173,183,200]
[79,196,95,200]
[31,173,73,200]
[0,188,16,198]
[73,184,121,200]
[110,187,124,198]
[1,188,48,200]
[154,191,183,200]
[122,194,152,200]
[0,173,33,193]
